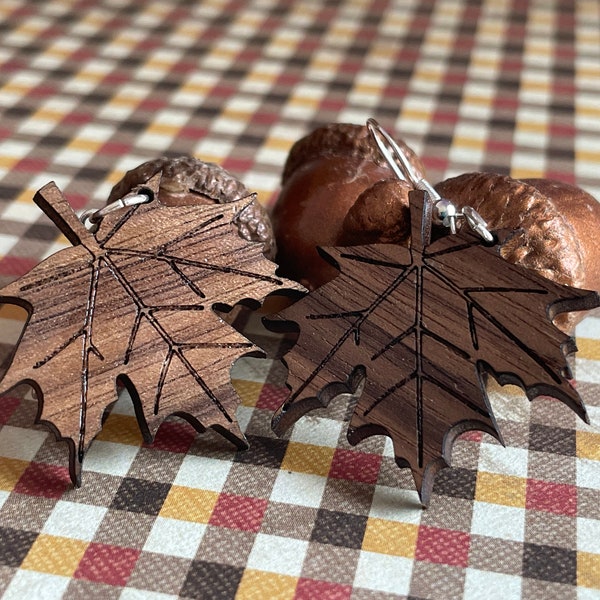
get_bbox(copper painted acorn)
[436,174,600,332]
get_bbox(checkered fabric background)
[0,0,598,598]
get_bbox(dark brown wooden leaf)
[270,190,599,506]
[0,176,300,485]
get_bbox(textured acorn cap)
[435,172,600,332]
[108,156,275,259]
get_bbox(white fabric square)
[270,471,326,508]
[212,115,248,136]
[289,416,343,448]
[382,437,396,458]
[42,500,107,541]
[354,551,413,595]
[77,123,115,143]
[487,385,531,423]
[40,240,71,260]
[97,104,136,121]
[18,116,57,136]
[193,137,234,159]
[110,389,137,417]
[132,132,174,153]
[293,82,327,100]
[0,233,20,255]
[239,78,272,94]
[236,406,254,434]
[584,406,600,431]
[478,443,528,478]
[0,139,34,159]
[1,201,42,224]
[174,455,231,492]
[154,108,189,127]
[254,146,289,167]
[241,172,279,195]
[29,173,72,193]
[369,485,423,524]
[577,457,600,490]
[268,123,306,143]
[281,103,318,121]
[578,517,600,553]
[471,501,525,542]
[144,516,206,559]
[578,586,600,600]
[576,358,600,385]
[246,533,308,576]
[170,90,209,107]
[348,91,382,107]
[449,144,485,166]
[510,150,546,173]
[83,440,139,477]
[3,570,70,600]
[231,357,276,384]
[463,568,521,600]
[576,316,600,337]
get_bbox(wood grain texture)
[270,190,599,506]
[0,175,300,485]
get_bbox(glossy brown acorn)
[271,123,425,289]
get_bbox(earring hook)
[366,119,493,243]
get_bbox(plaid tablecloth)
[0,0,599,598]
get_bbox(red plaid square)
[15,157,50,173]
[13,463,70,499]
[526,479,577,516]
[295,578,352,599]
[147,421,195,454]
[415,526,471,568]
[0,257,38,279]
[460,431,483,443]
[209,493,268,532]
[0,396,21,425]
[329,449,382,484]
[255,383,289,411]
[74,542,140,586]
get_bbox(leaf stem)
[34,182,96,249]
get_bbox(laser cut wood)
[0,176,300,485]
[269,190,599,506]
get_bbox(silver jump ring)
[80,192,151,232]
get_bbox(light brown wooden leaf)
[0,176,300,485]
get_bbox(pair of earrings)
[0,121,596,506]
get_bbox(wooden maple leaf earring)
[0,160,302,486]
[268,119,600,506]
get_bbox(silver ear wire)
[367,118,493,243]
